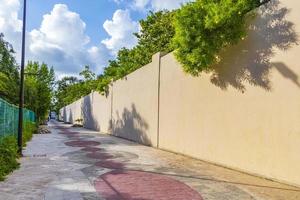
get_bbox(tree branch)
[244,0,272,15]
[257,0,272,7]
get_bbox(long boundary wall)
[60,0,300,186]
[60,91,112,133]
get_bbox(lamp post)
[17,0,27,155]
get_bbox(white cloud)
[38,4,90,49]
[131,0,191,11]
[133,0,150,10]
[0,2,111,75]
[101,9,139,54]
[150,0,191,11]
[28,4,94,74]
[87,45,111,74]
[0,0,22,59]
[112,0,123,4]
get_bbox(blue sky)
[26,0,147,46]
[0,0,190,77]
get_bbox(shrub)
[0,122,36,181]
[0,136,19,181]
[23,122,37,147]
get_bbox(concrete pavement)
[0,120,299,200]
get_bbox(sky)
[0,0,191,78]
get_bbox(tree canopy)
[95,0,271,95]
[53,66,97,113]
[173,0,271,75]
[0,33,19,104]
[0,33,56,123]
[24,61,55,123]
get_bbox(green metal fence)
[0,98,35,140]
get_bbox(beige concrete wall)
[111,53,161,146]
[158,0,300,186]
[60,53,161,146]
[59,91,112,133]
[81,91,112,133]
[59,0,300,186]
[60,99,82,124]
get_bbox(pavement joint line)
[100,175,124,199]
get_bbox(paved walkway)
[0,120,299,200]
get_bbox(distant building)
[50,111,57,119]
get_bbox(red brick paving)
[94,170,203,200]
[64,140,101,147]
[59,131,79,135]
[55,126,68,129]
[86,152,114,160]
[95,160,125,170]
[59,124,203,200]
[81,147,103,152]
[67,135,81,139]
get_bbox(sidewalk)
[0,120,299,200]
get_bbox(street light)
[17,0,27,155]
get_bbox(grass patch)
[0,122,37,181]
[23,122,37,146]
[0,136,19,181]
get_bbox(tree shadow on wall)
[62,107,67,122]
[272,62,300,87]
[68,111,73,124]
[210,0,299,92]
[112,104,151,146]
[82,95,100,131]
[63,107,73,124]
[61,107,73,124]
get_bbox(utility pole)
[18,0,27,155]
